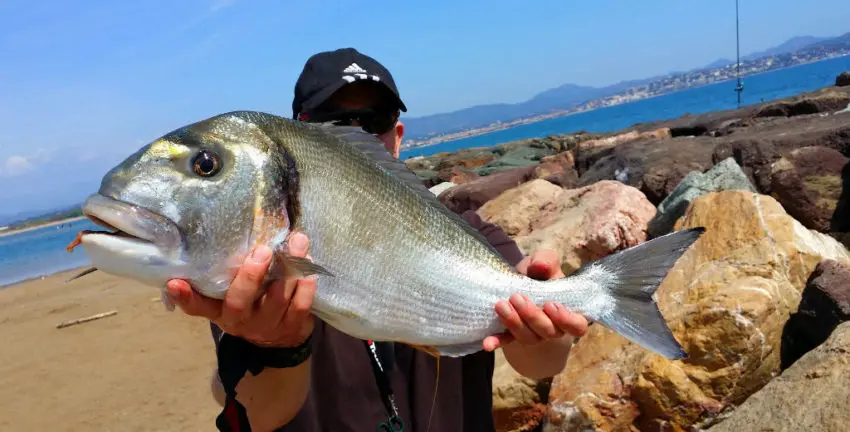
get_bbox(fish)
[67,110,704,359]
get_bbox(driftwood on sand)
[56,310,118,329]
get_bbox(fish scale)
[69,110,705,359]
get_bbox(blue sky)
[1,0,849,218]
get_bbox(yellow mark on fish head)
[147,139,191,160]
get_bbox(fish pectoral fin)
[268,250,334,280]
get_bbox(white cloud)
[1,155,33,177]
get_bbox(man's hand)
[483,249,589,352]
[165,232,316,348]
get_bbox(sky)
[1,0,849,218]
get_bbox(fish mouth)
[66,193,182,253]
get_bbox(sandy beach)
[0,268,221,431]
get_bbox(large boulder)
[648,157,755,237]
[573,128,671,175]
[438,165,543,215]
[707,321,850,432]
[711,138,782,194]
[542,191,850,431]
[754,91,850,118]
[492,350,550,432]
[477,179,656,275]
[578,136,716,205]
[780,259,850,370]
[769,146,848,233]
[836,71,850,87]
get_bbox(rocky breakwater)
[541,191,850,431]
[404,72,850,432]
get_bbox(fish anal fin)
[267,249,334,281]
[434,341,485,357]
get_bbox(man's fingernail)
[496,302,512,317]
[289,233,308,253]
[251,245,272,263]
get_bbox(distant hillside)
[402,77,657,140]
[742,35,831,61]
[0,204,82,227]
[402,32,848,140]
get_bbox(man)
[165,48,589,431]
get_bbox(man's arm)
[166,233,317,431]
[461,211,588,379]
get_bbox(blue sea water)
[0,217,103,287]
[2,55,849,288]
[400,55,850,159]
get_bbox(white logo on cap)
[343,63,367,74]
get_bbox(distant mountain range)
[401,33,847,140]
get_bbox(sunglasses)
[305,107,399,136]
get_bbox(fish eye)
[191,149,221,177]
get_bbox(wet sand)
[0,268,221,431]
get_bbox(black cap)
[292,48,407,119]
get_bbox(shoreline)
[0,264,91,290]
[400,53,850,154]
[0,215,87,238]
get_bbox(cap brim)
[301,79,408,114]
[300,80,348,114]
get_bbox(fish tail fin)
[569,227,705,360]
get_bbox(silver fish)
[68,111,703,359]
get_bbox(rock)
[744,108,850,156]
[413,169,439,187]
[573,128,670,175]
[540,150,575,169]
[706,321,850,432]
[492,350,549,432]
[542,191,850,431]
[836,71,850,87]
[578,136,716,205]
[428,181,456,196]
[535,151,579,188]
[437,165,479,185]
[780,259,850,370]
[769,146,848,233]
[755,91,850,118]
[711,138,782,194]
[477,179,656,275]
[476,146,557,176]
[438,165,540,214]
[629,105,759,138]
[435,147,499,171]
[647,157,756,237]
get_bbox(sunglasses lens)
[310,108,397,135]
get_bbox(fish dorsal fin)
[317,123,510,264]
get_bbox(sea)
[2,54,849,288]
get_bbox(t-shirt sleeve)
[460,210,525,267]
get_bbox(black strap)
[364,340,406,431]
[214,333,313,432]
[215,333,257,432]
